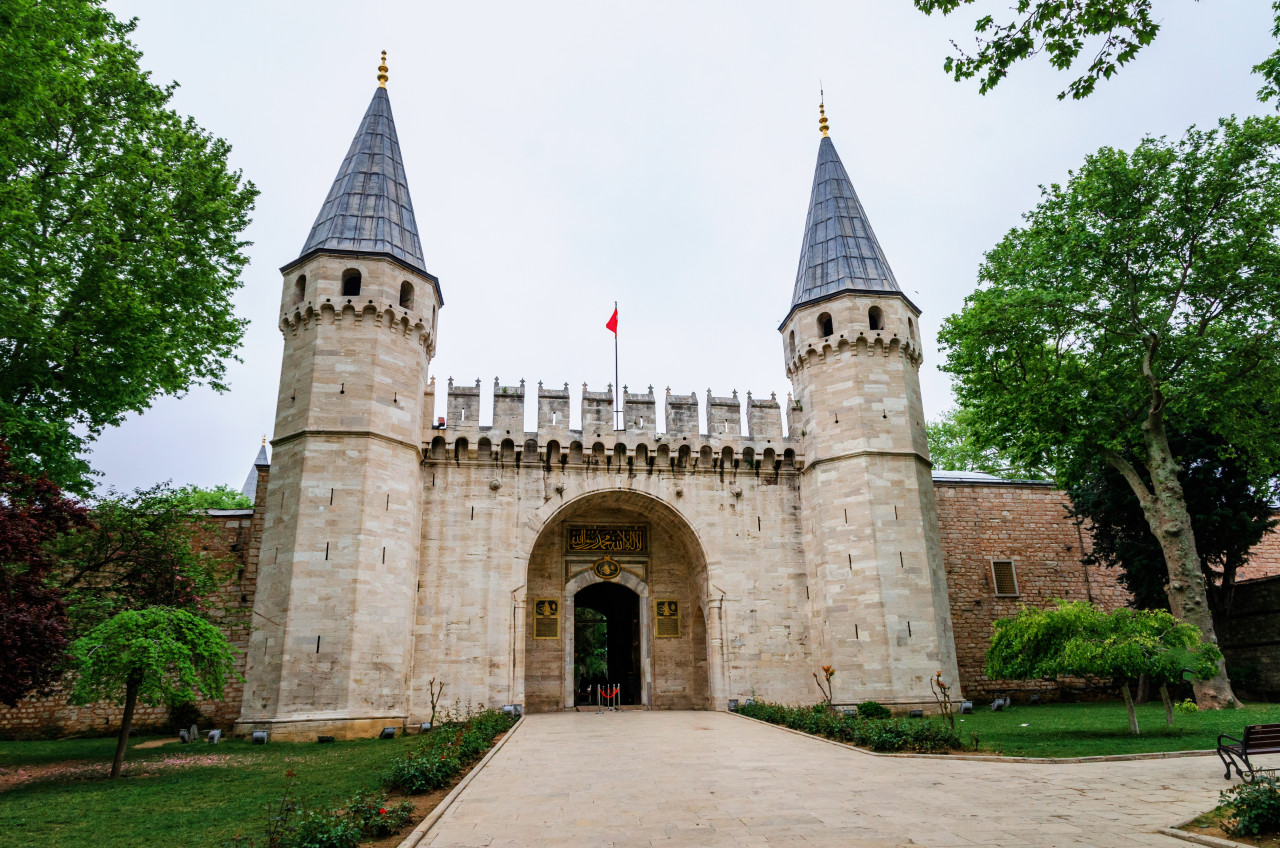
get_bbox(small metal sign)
[533,598,560,640]
[655,599,680,638]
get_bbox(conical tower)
[237,54,441,740]
[781,103,960,707]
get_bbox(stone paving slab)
[420,711,1232,847]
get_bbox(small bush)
[734,700,959,753]
[857,700,891,720]
[384,708,516,795]
[290,808,362,848]
[1222,776,1280,837]
[344,791,414,838]
[1174,698,1199,714]
[168,698,204,731]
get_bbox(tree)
[926,407,1051,478]
[171,484,253,511]
[0,439,88,706]
[939,116,1280,707]
[987,601,1222,733]
[0,0,258,490]
[52,483,233,635]
[1070,430,1279,614]
[69,607,238,778]
[912,0,1280,104]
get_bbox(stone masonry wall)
[0,468,267,740]
[935,480,1130,701]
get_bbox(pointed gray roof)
[241,443,269,500]
[293,87,429,275]
[785,136,905,321]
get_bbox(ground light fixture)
[251,731,268,744]
[379,727,397,739]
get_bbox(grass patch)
[0,715,513,848]
[956,700,1280,758]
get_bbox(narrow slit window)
[991,560,1019,597]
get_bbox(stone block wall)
[934,479,1130,701]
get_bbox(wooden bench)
[1218,723,1280,782]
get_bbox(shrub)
[384,708,516,795]
[857,700,891,720]
[734,700,959,753]
[1174,698,1199,715]
[1222,777,1280,837]
[343,791,414,838]
[290,809,362,848]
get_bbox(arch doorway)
[521,490,713,712]
[574,582,641,706]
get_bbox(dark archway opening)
[574,582,640,706]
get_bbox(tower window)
[294,275,306,304]
[399,281,414,309]
[817,312,834,337]
[908,316,916,341]
[341,269,362,297]
[868,305,884,331]
[991,560,1019,597]
[788,330,796,358]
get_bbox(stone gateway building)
[232,72,971,740]
[3,69,1278,740]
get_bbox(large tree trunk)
[110,676,140,779]
[1105,409,1238,709]
[1159,683,1174,728]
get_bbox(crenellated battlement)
[785,331,921,377]
[423,378,800,472]
[279,300,435,354]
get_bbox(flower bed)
[735,701,960,753]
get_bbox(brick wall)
[934,480,1131,701]
[1238,519,1280,582]
[0,467,267,740]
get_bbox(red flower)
[378,808,386,815]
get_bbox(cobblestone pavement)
[421,711,1225,847]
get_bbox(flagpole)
[613,300,620,431]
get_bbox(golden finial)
[819,100,829,138]
[377,51,389,88]
[262,435,267,446]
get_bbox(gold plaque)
[567,526,645,553]
[533,598,560,640]
[655,599,680,638]
[593,555,621,580]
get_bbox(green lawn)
[955,700,1280,758]
[0,733,428,848]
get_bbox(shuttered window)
[991,561,1019,597]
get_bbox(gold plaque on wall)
[655,599,680,638]
[593,555,621,580]
[566,526,646,554]
[533,598,560,640]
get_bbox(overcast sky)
[91,0,1275,493]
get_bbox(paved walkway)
[422,711,1227,847]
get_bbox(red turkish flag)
[605,307,618,336]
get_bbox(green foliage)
[1175,698,1199,714]
[1221,776,1280,837]
[573,607,608,686]
[913,0,1280,106]
[939,115,1280,495]
[0,0,258,489]
[233,776,415,848]
[53,482,234,635]
[342,791,413,839]
[987,601,1221,686]
[68,607,238,710]
[171,484,253,511]
[1069,431,1278,613]
[383,708,516,795]
[926,407,1049,478]
[734,701,960,753]
[856,700,892,720]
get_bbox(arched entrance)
[521,490,712,712]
